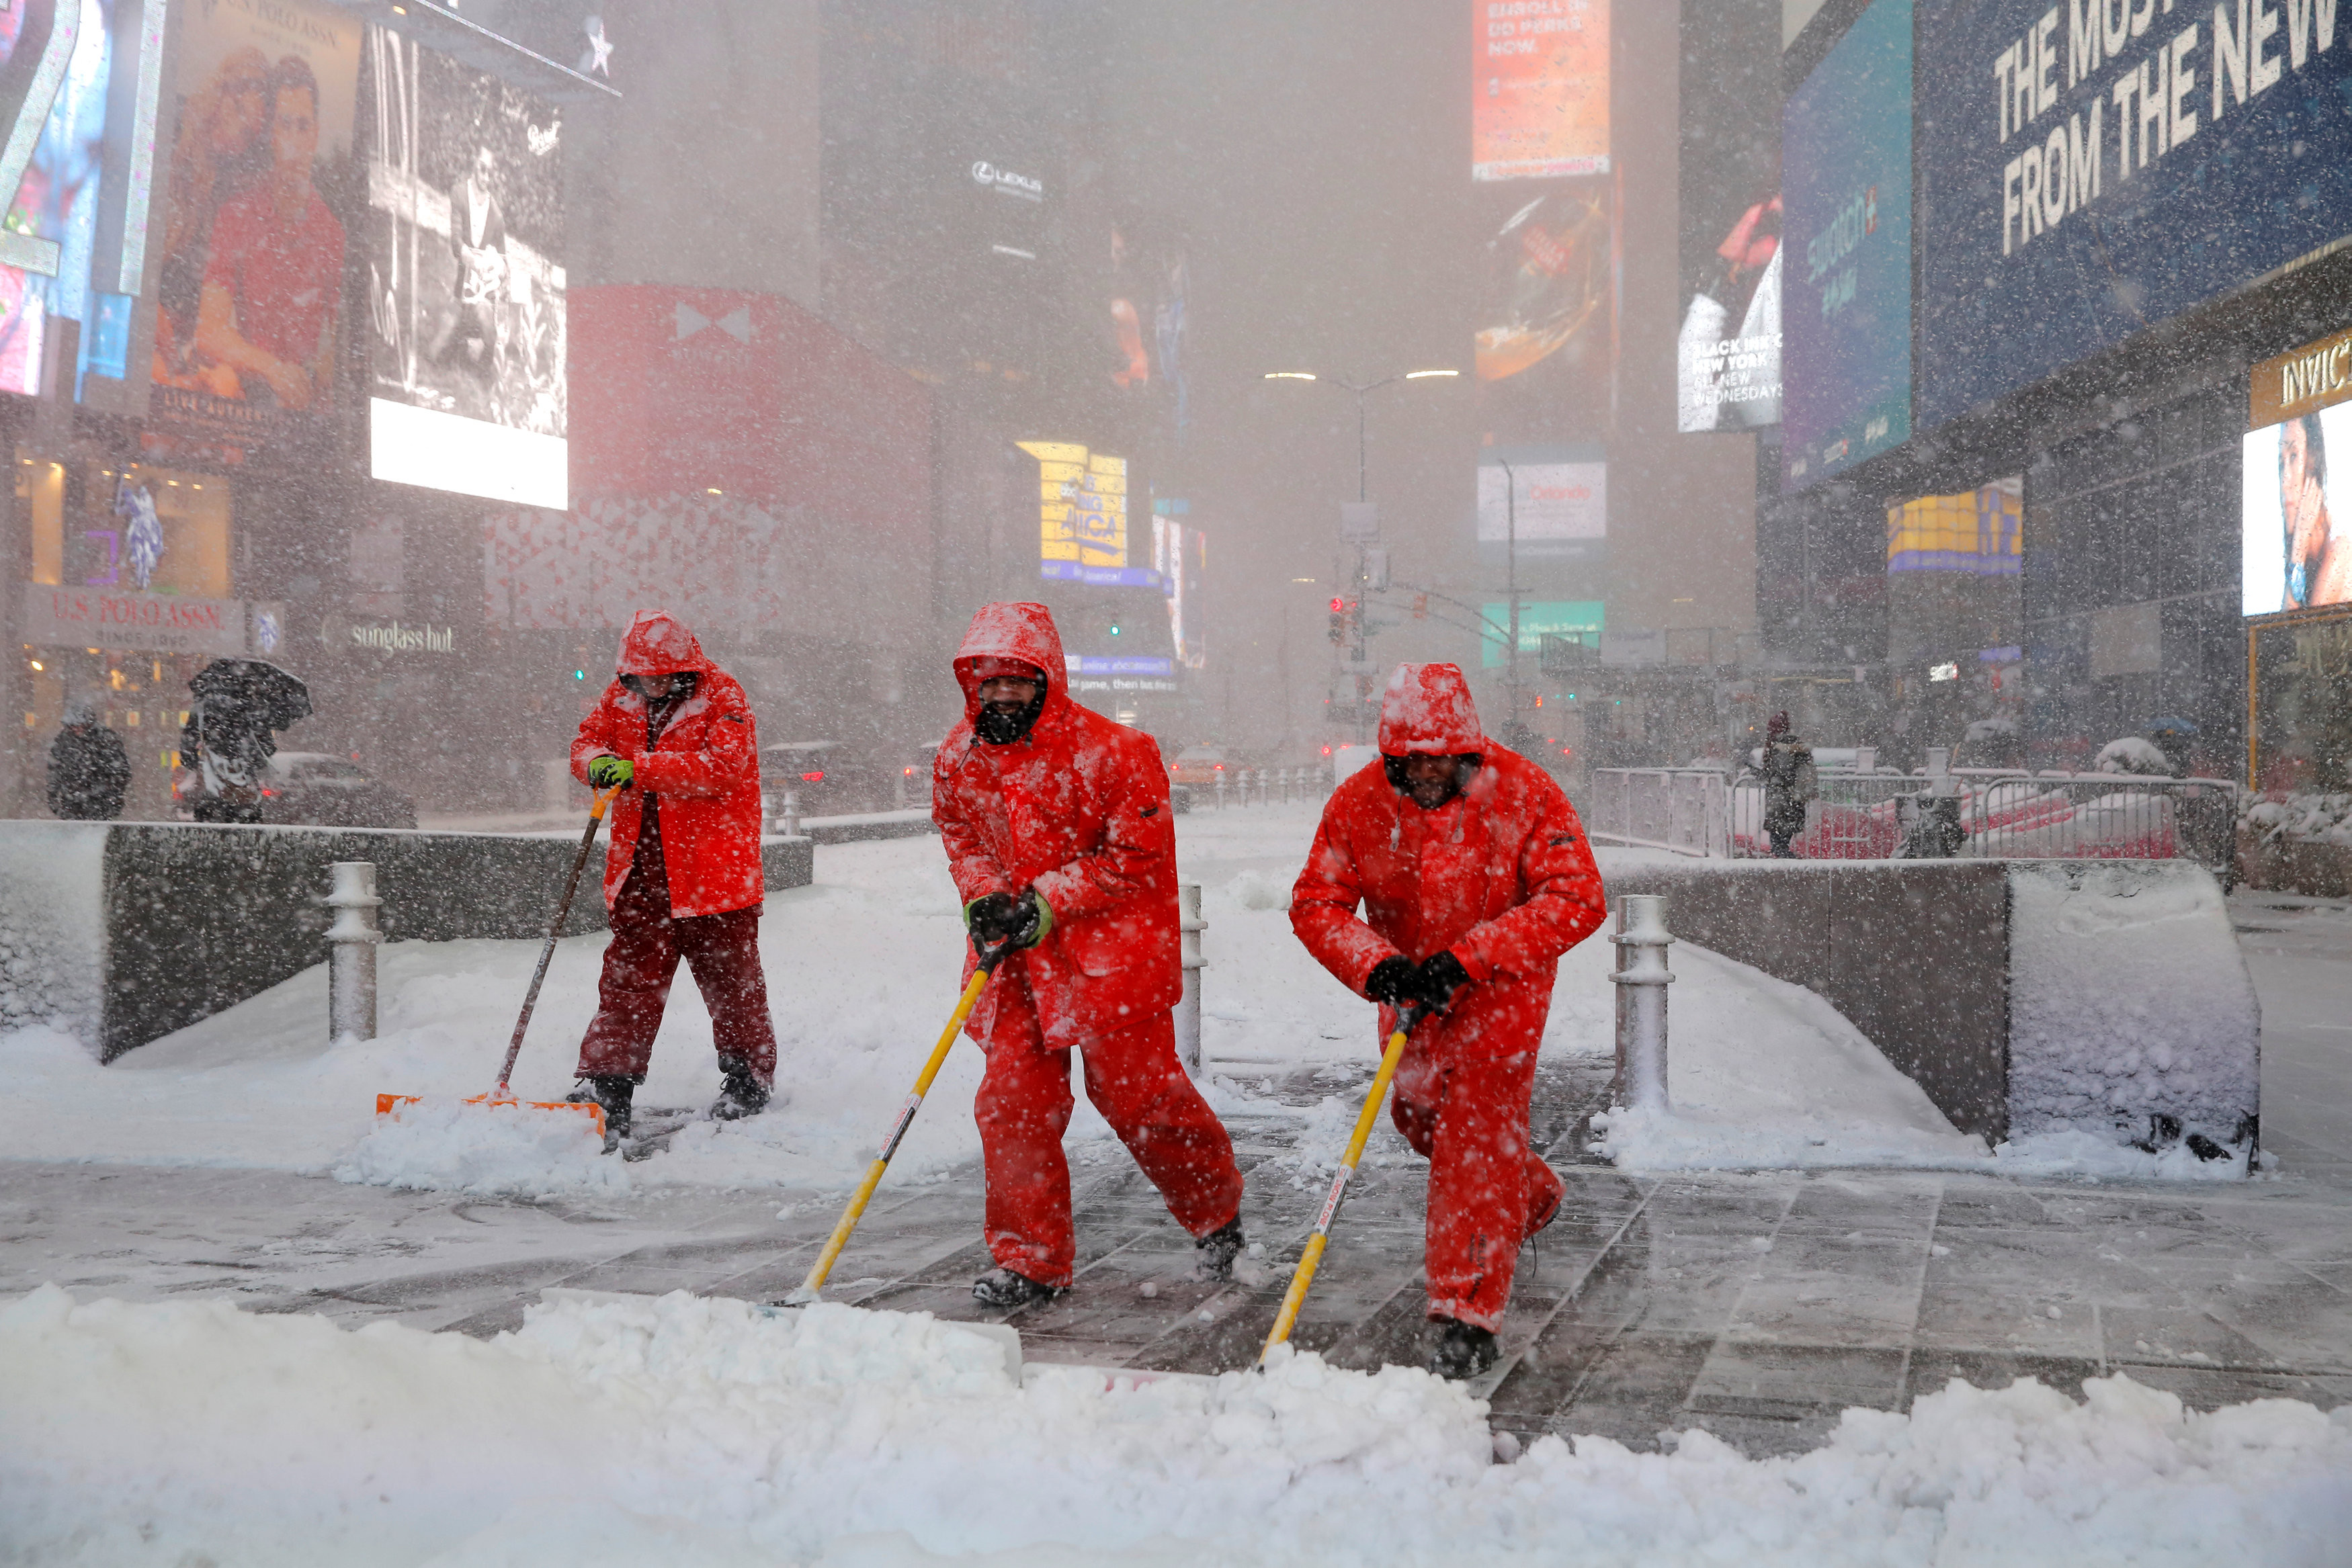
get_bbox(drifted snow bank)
[6,1287,2351,1567]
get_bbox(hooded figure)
[566,610,775,1140]
[1291,662,1607,1378]
[48,697,131,820]
[933,602,1245,1307]
[1759,711,1815,858]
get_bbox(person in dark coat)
[1759,711,1816,858]
[48,698,131,820]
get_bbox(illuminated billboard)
[1152,503,1206,670]
[1022,440,1148,584]
[1781,0,1911,490]
[1917,0,2352,435]
[1472,0,1609,181]
[1478,448,1604,560]
[0,0,114,400]
[2244,329,2352,617]
[1480,599,1603,667]
[1886,478,2021,574]
[362,26,567,509]
[1675,0,1780,434]
[149,0,362,451]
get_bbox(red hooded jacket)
[571,610,765,919]
[1292,662,1607,1057]
[933,603,1181,1050]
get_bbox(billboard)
[1918,0,2352,435]
[1675,0,1781,433]
[1151,503,1206,670]
[362,26,566,509]
[1886,477,2023,574]
[1472,0,1609,181]
[0,0,115,400]
[1480,599,1604,667]
[1021,440,1154,585]
[150,0,361,452]
[1781,0,1911,490]
[2244,328,2352,616]
[1478,448,1604,560]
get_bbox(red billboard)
[1472,0,1610,181]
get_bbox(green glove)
[587,756,634,789]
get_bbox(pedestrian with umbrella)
[179,658,310,824]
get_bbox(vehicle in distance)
[259,752,419,829]
[1168,744,1232,786]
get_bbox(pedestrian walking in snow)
[48,697,131,820]
[177,658,309,824]
[1759,711,1816,858]
[565,611,777,1141]
[933,602,1247,1308]
[1291,663,1607,1379]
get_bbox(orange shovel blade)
[374,1092,606,1138]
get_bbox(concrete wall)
[0,822,813,1061]
[1595,852,2259,1150]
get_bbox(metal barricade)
[1584,769,1730,858]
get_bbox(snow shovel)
[1259,1001,1428,1364]
[376,783,626,1135]
[786,938,1015,1305]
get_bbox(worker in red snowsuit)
[566,609,776,1145]
[1291,662,1607,1377]
[933,602,1246,1307]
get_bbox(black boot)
[710,1064,771,1122]
[1193,1217,1246,1281]
[566,1076,635,1150]
[1428,1317,1498,1380]
[972,1267,1062,1309]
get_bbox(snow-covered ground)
[7,1284,2349,1567]
[0,804,2251,1192]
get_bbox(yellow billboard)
[1886,477,2021,575]
[1020,441,1126,568]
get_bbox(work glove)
[1415,951,1472,1011]
[587,756,634,789]
[1363,955,1417,1006]
[966,888,1054,951]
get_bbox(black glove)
[965,891,1021,945]
[1364,955,1417,1005]
[1415,951,1472,1010]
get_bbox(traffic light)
[1328,596,1347,643]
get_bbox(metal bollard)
[325,861,383,1041]
[1175,881,1206,1073]
[1609,894,1674,1110]
[894,766,909,810]
[1214,773,1228,810]
[780,785,802,838]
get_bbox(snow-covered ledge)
[0,822,815,1062]
[1596,851,2259,1159]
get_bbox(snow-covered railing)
[1583,769,1730,858]
[1708,768,2240,876]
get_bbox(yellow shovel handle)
[1262,1017,1415,1359]
[800,963,994,1297]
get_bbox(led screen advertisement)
[1675,0,1781,434]
[1780,0,1910,491]
[1472,0,1609,181]
[1020,439,1164,587]
[1476,182,1611,441]
[1479,600,1604,667]
[361,26,567,509]
[1478,448,1605,562]
[1887,477,2022,575]
[2244,328,2352,617]
[1917,0,2352,436]
[0,0,113,400]
[151,0,362,453]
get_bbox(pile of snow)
[1589,943,1988,1172]
[2095,736,2174,776]
[2244,790,2352,848]
[6,1284,2349,1566]
[334,1098,627,1196]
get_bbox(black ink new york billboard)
[1917,0,2352,435]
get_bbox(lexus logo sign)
[970,161,1044,201]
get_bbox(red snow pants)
[576,843,777,1084]
[974,969,1243,1288]
[1390,1041,1563,1332]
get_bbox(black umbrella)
[189,658,312,731]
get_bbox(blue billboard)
[1917,0,2352,433]
[1781,0,1913,491]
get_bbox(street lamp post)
[1263,367,1459,742]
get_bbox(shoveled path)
[9,1035,2352,1457]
